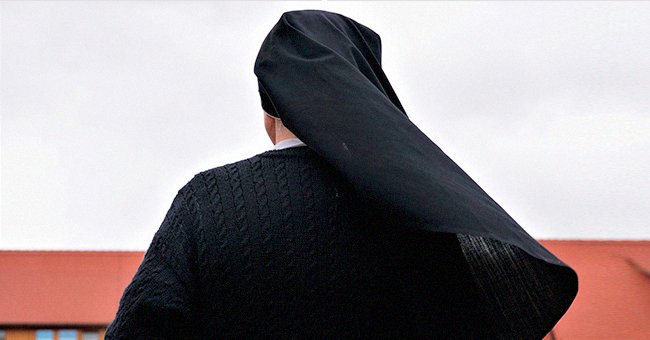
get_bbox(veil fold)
[254,9,578,338]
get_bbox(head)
[263,110,297,145]
[255,10,404,147]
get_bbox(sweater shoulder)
[192,152,265,185]
[185,147,338,217]
[193,147,317,182]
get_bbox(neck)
[274,129,298,145]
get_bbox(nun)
[106,9,578,339]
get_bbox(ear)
[263,111,277,144]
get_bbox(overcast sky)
[2,1,649,250]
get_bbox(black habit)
[106,9,578,339]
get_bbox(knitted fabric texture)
[106,147,574,339]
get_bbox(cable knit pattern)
[106,147,572,339]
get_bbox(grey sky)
[2,2,649,250]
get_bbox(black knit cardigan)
[106,146,574,339]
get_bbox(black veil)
[254,9,577,339]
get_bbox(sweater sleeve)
[105,180,200,340]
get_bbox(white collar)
[273,137,307,150]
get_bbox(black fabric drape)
[254,9,578,339]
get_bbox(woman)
[107,9,578,339]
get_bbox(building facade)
[0,251,142,340]
[1,241,648,339]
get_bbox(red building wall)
[1,240,649,339]
[541,240,650,339]
[0,251,143,325]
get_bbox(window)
[36,330,54,340]
[0,330,6,340]
[59,330,77,340]
[35,329,79,340]
[82,331,100,340]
